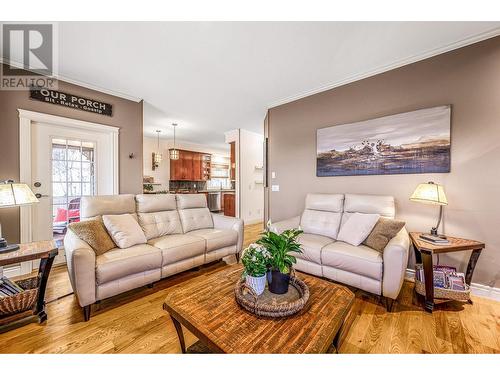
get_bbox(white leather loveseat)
[64,193,243,321]
[271,193,409,309]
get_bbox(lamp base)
[428,230,447,240]
[0,237,20,253]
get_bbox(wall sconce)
[152,130,162,170]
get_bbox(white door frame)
[18,109,119,247]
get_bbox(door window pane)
[52,161,67,181]
[68,162,82,181]
[68,183,81,197]
[51,138,95,240]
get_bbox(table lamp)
[410,181,448,236]
[0,180,39,253]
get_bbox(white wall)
[225,129,264,224]
[143,136,229,191]
[240,130,264,224]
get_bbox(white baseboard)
[404,268,500,302]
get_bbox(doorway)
[13,109,119,275]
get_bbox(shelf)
[143,183,162,186]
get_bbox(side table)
[409,232,485,313]
[0,240,58,332]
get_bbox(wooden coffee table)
[162,265,355,353]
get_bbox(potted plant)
[241,243,271,296]
[256,227,303,294]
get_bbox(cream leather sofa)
[64,193,243,321]
[271,193,409,309]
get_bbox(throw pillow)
[68,219,116,255]
[363,217,406,252]
[102,214,147,249]
[337,212,380,246]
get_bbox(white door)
[30,121,117,265]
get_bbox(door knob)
[34,182,42,187]
[35,193,42,198]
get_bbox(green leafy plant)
[256,228,303,274]
[241,244,271,277]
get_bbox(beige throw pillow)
[102,214,147,249]
[363,217,405,253]
[68,219,116,256]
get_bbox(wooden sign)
[30,88,113,116]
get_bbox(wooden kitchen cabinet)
[223,193,235,217]
[170,149,212,181]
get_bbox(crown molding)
[0,57,142,103]
[268,27,500,108]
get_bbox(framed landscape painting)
[316,105,451,177]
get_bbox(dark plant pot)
[267,269,290,294]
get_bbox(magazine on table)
[414,265,466,290]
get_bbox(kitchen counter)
[197,189,235,193]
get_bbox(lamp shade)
[410,182,447,206]
[0,182,39,208]
[169,148,179,160]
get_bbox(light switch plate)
[271,172,276,179]
[271,185,279,192]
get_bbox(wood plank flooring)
[1,222,499,354]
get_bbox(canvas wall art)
[316,105,451,177]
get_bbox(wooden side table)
[0,240,58,332]
[409,232,485,312]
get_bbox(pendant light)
[152,130,162,170]
[169,123,179,160]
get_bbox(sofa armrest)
[63,229,97,307]
[269,216,301,234]
[211,214,244,253]
[382,227,410,299]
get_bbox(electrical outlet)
[272,185,279,192]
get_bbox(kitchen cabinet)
[223,193,235,217]
[170,149,212,181]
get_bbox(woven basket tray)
[234,276,310,318]
[0,276,39,316]
[415,279,470,301]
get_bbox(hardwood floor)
[1,222,499,354]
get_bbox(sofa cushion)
[148,234,206,265]
[363,217,406,252]
[343,193,395,218]
[305,193,344,212]
[300,210,342,239]
[95,244,162,284]
[176,194,208,209]
[296,233,334,264]
[103,213,147,249]
[68,219,115,256]
[81,194,136,220]
[337,212,380,246]
[138,211,182,240]
[136,194,176,213]
[178,207,214,233]
[189,228,238,252]
[321,241,383,280]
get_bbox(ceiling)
[10,22,500,148]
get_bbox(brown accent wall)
[267,36,500,288]
[0,69,143,243]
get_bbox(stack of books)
[419,234,450,245]
[0,277,24,298]
[415,265,466,291]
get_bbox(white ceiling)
[20,22,500,148]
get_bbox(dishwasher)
[207,191,221,212]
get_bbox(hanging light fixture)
[169,123,179,160]
[152,130,162,170]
